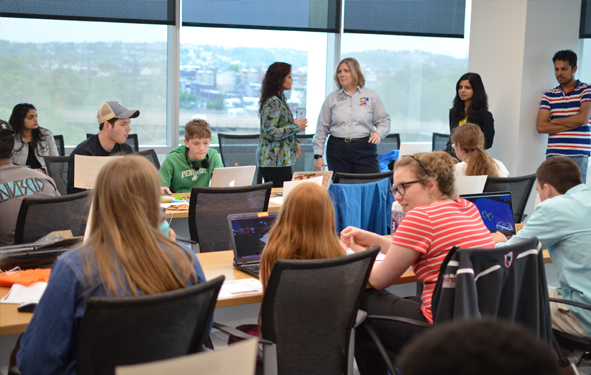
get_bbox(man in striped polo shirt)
[536,50,591,183]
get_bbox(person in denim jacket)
[257,62,307,187]
[9,103,58,171]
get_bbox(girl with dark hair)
[9,103,58,171]
[448,73,495,150]
[257,62,307,187]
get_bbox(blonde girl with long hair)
[450,123,509,178]
[16,156,207,375]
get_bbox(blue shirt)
[500,184,591,337]
[17,244,209,375]
[313,87,391,155]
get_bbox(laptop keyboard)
[242,264,260,274]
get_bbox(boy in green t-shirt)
[160,119,224,193]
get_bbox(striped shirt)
[392,199,495,323]
[540,80,591,156]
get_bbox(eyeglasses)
[409,155,431,177]
[390,180,426,197]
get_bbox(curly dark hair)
[9,103,47,154]
[259,62,291,114]
[450,73,489,126]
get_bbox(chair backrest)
[432,132,450,152]
[53,135,65,156]
[14,191,91,244]
[483,173,536,223]
[292,134,315,172]
[432,237,552,343]
[137,149,160,170]
[87,133,139,153]
[333,171,394,185]
[44,156,69,195]
[261,247,380,375]
[77,276,224,375]
[377,133,401,155]
[217,133,259,167]
[188,182,273,252]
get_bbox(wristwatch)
[314,154,322,159]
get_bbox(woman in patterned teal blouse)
[257,62,308,187]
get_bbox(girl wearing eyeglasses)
[340,151,494,375]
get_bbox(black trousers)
[326,136,380,174]
[355,289,429,375]
[259,166,293,188]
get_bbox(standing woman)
[313,57,390,174]
[257,62,307,187]
[448,73,495,151]
[451,123,509,178]
[9,103,58,171]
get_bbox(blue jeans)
[546,154,589,184]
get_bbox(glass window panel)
[581,0,591,38]
[0,18,168,147]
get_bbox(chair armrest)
[549,297,591,311]
[176,236,197,245]
[355,310,368,328]
[366,314,432,328]
[213,322,273,345]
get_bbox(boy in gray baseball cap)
[67,102,140,194]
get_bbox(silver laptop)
[398,142,432,157]
[227,212,278,278]
[210,166,256,188]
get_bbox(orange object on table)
[0,269,51,287]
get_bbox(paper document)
[218,278,262,299]
[269,197,283,205]
[0,282,47,304]
[282,176,323,200]
[455,175,487,195]
[74,154,123,189]
[346,249,386,263]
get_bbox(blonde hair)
[333,57,365,89]
[451,123,500,177]
[260,183,345,291]
[185,119,211,140]
[395,151,457,199]
[84,156,196,296]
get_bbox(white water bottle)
[392,201,406,234]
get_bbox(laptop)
[292,171,333,190]
[460,191,516,236]
[398,142,432,157]
[210,166,256,188]
[227,211,278,278]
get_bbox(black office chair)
[432,132,450,152]
[217,133,261,184]
[44,156,69,195]
[14,191,91,244]
[483,173,536,224]
[292,134,315,172]
[188,182,272,253]
[333,171,394,185]
[137,149,160,170]
[550,300,591,375]
[87,133,139,152]
[77,276,224,375]
[215,247,380,375]
[53,135,65,156]
[377,133,401,155]
[360,237,551,373]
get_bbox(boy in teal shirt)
[160,119,223,193]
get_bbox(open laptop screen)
[460,191,515,233]
[228,212,277,261]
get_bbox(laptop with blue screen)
[227,212,277,278]
[460,191,516,236]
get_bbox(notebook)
[210,166,256,188]
[227,212,278,278]
[460,191,516,236]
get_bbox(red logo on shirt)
[504,251,513,268]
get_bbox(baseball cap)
[0,119,15,141]
[97,101,140,125]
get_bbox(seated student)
[450,123,509,178]
[340,151,495,375]
[67,101,139,194]
[13,156,208,375]
[0,120,60,246]
[493,157,591,340]
[397,319,559,375]
[9,103,59,172]
[159,119,223,194]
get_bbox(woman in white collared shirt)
[9,103,58,172]
[313,58,391,174]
